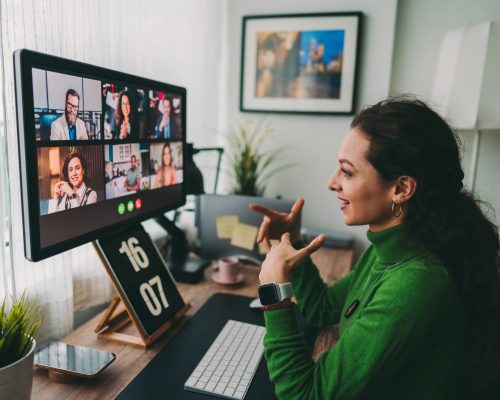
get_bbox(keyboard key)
[215,382,226,393]
[195,381,206,389]
[234,390,246,399]
[185,377,197,387]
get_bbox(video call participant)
[154,96,180,139]
[124,154,140,191]
[50,89,88,140]
[50,152,96,212]
[153,143,177,188]
[115,90,138,139]
[251,98,500,399]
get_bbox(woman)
[51,152,97,212]
[251,98,500,399]
[154,96,179,139]
[114,90,137,139]
[153,143,177,188]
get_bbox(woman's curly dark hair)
[115,90,134,127]
[351,97,500,399]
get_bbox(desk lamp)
[155,143,224,283]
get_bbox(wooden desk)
[32,247,353,400]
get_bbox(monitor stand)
[154,215,210,283]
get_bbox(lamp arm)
[192,147,224,194]
[154,216,188,262]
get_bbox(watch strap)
[261,298,294,311]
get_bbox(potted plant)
[0,292,43,400]
[226,119,290,196]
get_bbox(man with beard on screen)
[50,89,88,140]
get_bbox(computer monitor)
[14,49,186,262]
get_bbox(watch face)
[258,284,279,306]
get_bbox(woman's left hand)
[259,232,325,284]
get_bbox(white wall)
[225,0,500,256]
[390,0,500,225]
[225,0,398,254]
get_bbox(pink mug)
[216,257,241,284]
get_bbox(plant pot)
[0,339,36,400]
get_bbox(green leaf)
[225,119,295,196]
[0,292,44,368]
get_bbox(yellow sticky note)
[216,215,239,239]
[230,223,258,251]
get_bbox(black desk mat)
[117,293,277,399]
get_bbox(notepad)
[230,223,258,251]
[216,215,239,239]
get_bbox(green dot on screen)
[127,201,134,212]
[118,203,125,215]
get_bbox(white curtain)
[0,0,227,341]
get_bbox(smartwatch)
[258,282,293,306]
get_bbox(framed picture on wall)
[240,12,363,115]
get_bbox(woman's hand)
[119,122,128,139]
[54,181,73,198]
[259,232,325,284]
[249,198,304,248]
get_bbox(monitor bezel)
[14,48,186,262]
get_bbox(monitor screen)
[14,49,186,261]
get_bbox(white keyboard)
[184,320,266,399]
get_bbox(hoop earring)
[391,202,403,218]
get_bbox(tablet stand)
[94,295,190,348]
[93,224,191,348]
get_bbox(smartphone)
[34,341,116,378]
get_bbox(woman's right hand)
[249,198,304,248]
[53,181,73,198]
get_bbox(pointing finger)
[257,216,270,243]
[300,234,325,257]
[290,198,305,218]
[249,203,278,218]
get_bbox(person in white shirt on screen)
[50,89,88,140]
[49,152,97,213]
[124,154,141,191]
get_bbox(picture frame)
[240,12,363,115]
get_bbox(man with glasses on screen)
[50,89,88,140]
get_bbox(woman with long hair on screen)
[251,97,500,399]
[114,90,137,139]
[51,152,97,212]
[153,143,177,188]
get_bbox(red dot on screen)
[135,198,142,209]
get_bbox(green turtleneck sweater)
[263,223,467,399]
